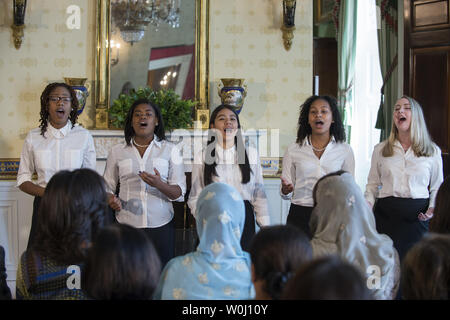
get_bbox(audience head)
[296,95,345,143]
[124,98,165,145]
[33,169,109,265]
[154,182,253,300]
[282,255,372,300]
[39,82,79,136]
[429,176,450,234]
[401,233,450,300]
[311,170,399,300]
[82,223,162,300]
[249,225,312,300]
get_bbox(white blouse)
[364,140,443,208]
[187,144,270,227]
[103,138,186,228]
[280,137,355,207]
[17,122,96,188]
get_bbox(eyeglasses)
[49,96,72,103]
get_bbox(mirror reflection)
[110,0,195,102]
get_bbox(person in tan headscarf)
[310,170,400,300]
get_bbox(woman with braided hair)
[17,82,96,249]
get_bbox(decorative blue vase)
[218,78,247,114]
[64,77,90,115]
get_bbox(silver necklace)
[132,138,150,148]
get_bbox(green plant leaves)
[108,87,196,132]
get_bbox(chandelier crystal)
[111,0,180,45]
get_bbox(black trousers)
[374,197,429,261]
[142,219,175,268]
[240,201,256,252]
[27,196,42,250]
[286,203,314,239]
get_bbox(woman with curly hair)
[280,95,355,238]
[16,82,96,249]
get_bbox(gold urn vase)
[217,78,247,114]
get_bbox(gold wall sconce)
[11,0,27,49]
[281,0,296,51]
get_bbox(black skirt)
[142,218,175,268]
[286,203,314,239]
[27,196,42,250]
[374,197,429,261]
[240,200,256,252]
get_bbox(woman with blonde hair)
[365,95,443,261]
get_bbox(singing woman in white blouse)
[188,104,270,251]
[103,99,186,266]
[280,95,355,238]
[17,82,96,249]
[365,96,443,261]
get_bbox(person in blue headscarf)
[153,182,254,300]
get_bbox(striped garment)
[16,250,87,300]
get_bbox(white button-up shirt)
[280,137,355,207]
[188,144,270,227]
[364,140,443,208]
[103,138,186,228]
[17,122,96,188]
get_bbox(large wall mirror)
[94,0,209,129]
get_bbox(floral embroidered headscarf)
[153,182,254,300]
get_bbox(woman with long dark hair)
[280,95,354,238]
[103,99,186,266]
[17,82,96,249]
[16,169,109,299]
[188,104,270,251]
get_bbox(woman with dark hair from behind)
[0,246,12,300]
[401,233,450,300]
[282,255,372,300]
[188,104,270,252]
[103,99,186,267]
[82,223,162,300]
[280,95,354,238]
[16,169,110,299]
[249,225,312,300]
[429,176,450,234]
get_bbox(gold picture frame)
[314,0,335,25]
[94,0,210,129]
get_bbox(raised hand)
[138,168,162,189]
